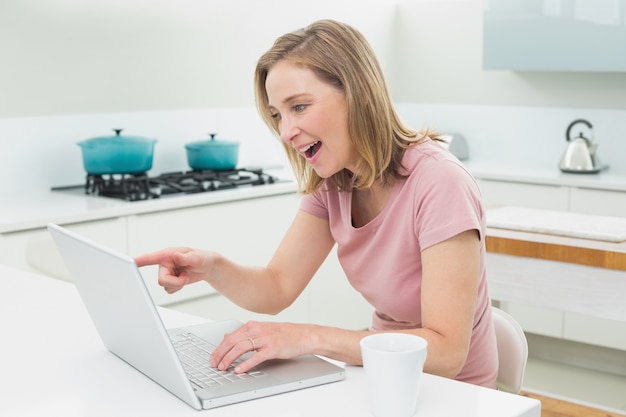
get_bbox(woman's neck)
[351,181,394,228]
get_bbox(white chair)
[492,306,528,394]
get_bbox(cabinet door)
[477,179,569,210]
[486,253,564,338]
[128,193,374,329]
[479,180,569,338]
[563,187,626,349]
[569,187,626,218]
[563,313,626,351]
[501,302,563,339]
[127,194,301,307]
[308,246,372,330]
[164,292,310,325]
[0,218,127,281]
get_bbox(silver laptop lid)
[48,223,202,409]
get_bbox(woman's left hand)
[209,321,315,373]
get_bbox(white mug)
[360,333,428,417]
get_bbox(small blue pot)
[185,133,239,171]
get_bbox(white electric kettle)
[559,119,604,174]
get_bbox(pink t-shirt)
[300,139,498,388]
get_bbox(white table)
[0,265,540,417]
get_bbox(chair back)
[492,306,528,394]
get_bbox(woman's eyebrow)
[269,93,310,110]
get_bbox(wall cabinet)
[478,178,626,351]
[483,1,626,72]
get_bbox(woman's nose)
[279,118,299,144]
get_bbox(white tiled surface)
[523,357,626,413]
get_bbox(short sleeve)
[300,190,330,220]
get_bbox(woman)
[135,19,498,388]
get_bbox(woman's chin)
[312,169,331,179]
[311,166,343,179]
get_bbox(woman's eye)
[270,113,281,120]
[294,104,306,112]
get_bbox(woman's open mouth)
[301,141,322,159]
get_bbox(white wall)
[1,0,625,195]
[0,0,395,117]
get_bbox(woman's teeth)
[302,141,320,158]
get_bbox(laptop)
[47,223,345,410]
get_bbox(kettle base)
[559,165,608,174]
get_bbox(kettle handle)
[566,119,592,142]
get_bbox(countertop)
[0,181,298,234]
[0,264,541,417]
[464,161,626,192]
[485,209,626,322]
[2,161,625,235]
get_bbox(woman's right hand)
[134,248,216,294]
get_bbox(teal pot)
[185,133,240,171]
[77,129,157,175]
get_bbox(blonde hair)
[254,19,440,193]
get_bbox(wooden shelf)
[486,235,626,272]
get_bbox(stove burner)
[82,168,278,201]
[85,173,156,201]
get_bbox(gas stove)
[52,168,282,202]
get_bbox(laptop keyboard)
[171,332,266,390]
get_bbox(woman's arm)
[207,209,337,313]
[418,229,481,377]
[211,229,481,378]
[135,209,336,315]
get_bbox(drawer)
[477,179,569,210]
[570,187,626,218]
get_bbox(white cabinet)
[564,313,626,351]
[569,187,626,218]
[126,193,373,329]
[483,1,626,72]
[478,178,626,351]
[566,186,626,350]
[0,218,127,281]
[1,191,372,330]
[127,194,300,306]
[500,302,563,339]
[477,179,569,210]
[308,246,372,330]
[165,291,311,325]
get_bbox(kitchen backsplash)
[0,107,288,195]
[396,103,626,175]
[0,104,625,195]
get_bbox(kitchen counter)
[2,161,626,235]
[485,211,626,323]
[464,161,626,192]
[0,264,541,417]
[0,181,298,234]
[486,206,626,269]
